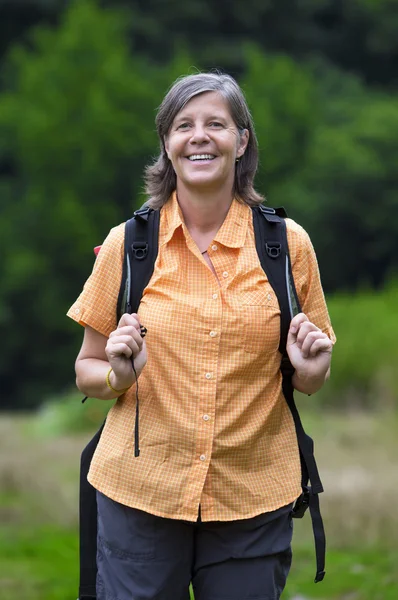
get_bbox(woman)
[68,72,335,600]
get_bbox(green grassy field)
[1,410,397,600]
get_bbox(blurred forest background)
[0,1,397,599]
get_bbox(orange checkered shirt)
[67,193,335,522]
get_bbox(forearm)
[75,358,135,400]
[292,366,331,395]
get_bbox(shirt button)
[209,331,217,337]
[212,293,218,300]
[222,271,228,278]
[205,372,212,379]
[75,308,80,314]
[203,414,210,421]
[212,244,218,251]
[200,454,206,461]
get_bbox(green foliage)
[0,0,397,409]
[242,46,318,192]
[0,0,192,409]
[242,54,398,291]
[33,388,114,436]
[345,0,398,55]
[299,66,398,290]
[303,281,398,410]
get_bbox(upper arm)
[67,223,125,338]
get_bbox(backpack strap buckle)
[133,207,151,221]
[265,241,282,258]
[132,241,148,260]
[292,485,310,519]
[258,205,276,215]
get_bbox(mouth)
[186,154,217,162]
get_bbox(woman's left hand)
[287,313,333,384]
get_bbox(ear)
[164,136,170,158]
[237,129,249,158]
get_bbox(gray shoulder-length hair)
[144,72,264,209]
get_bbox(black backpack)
[78,204,326,600]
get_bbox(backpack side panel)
[79,210,159,599]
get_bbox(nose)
[189,124,210,144]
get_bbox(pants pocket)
[96,491,157,560]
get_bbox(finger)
[107,342,133,359]
[110,326,141,338]
[289,312,309,336]
[296,321,321,349]
[109,333,141,348]
[110,332,144,355]
[118,313,141,331]
[307,337,333,357]
[129,328,144,350]
[300,331,326,358]
[287,313,309,346]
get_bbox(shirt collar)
[160,191,250,249]
[213,197,249,248]
[160,191,184,247]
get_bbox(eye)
[177,122,191,130]
[209,121,223,128]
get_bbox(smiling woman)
[67,71,335,600]
[145,72,264,210]
[164,92,249,200]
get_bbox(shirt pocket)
[239,289,281,355]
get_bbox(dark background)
[0,0,397,409]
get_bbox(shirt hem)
[88,472,302,523]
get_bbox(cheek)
[167,139,184,160]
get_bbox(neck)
[176,182,234,234]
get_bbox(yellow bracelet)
[106,367,131,395]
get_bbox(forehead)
[175,91,233,119]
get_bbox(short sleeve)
[67,223,125,338]
[286,219,336,344]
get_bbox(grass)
[1,410,397,600]
[0,525,78,600]
[288,545,398,600]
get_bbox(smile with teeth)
[187,154,216,161]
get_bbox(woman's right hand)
[105,313,147,389]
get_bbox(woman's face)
[164,91,249,194]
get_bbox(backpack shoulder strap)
[252,204,326,584]
[116,206,160,320]
[252,205,300,354]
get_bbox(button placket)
[193,280,221,492]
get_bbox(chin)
[183,174,224,189]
